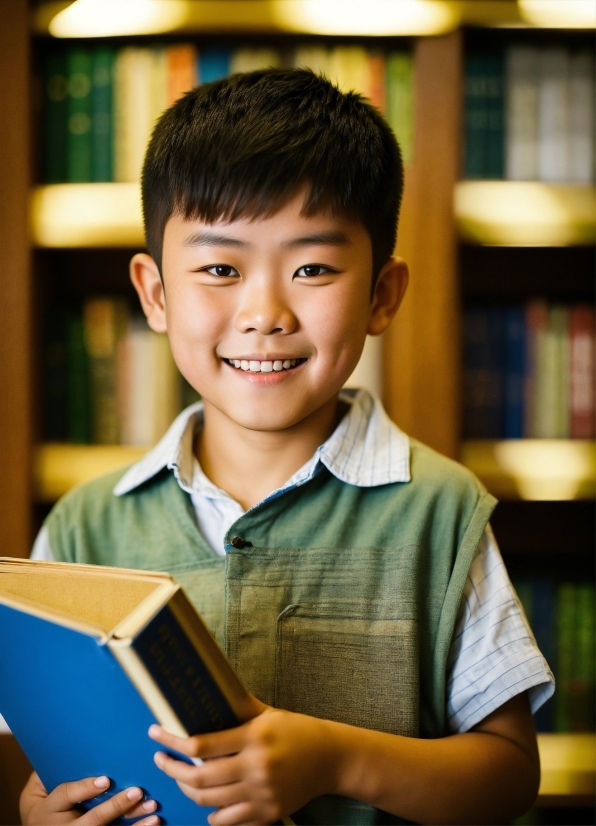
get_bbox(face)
[132,191,407,434]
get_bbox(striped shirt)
[30,388,554,734]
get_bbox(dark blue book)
[530,579,556,732]
[198,48,231,84]
[503,307,526,439]
[485,53,505,179]
[463,307,505,438]
[0,559,257,825]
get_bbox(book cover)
[84,297,127,444]
[569,50,595,184]
[198,47,231,84]
[537,47,570,182]
[66,49,93,183]
[569,305,595,439]
[505,46,539,181]
[385,52,413,165]
[91,48,115,182]
[43,51,68,183]
[464,54,488,179]
[0,559,257,825]
[503,307,526,439]
[485,53,505,179]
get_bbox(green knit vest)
[47,439,496,825]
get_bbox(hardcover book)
[0,558,258,825]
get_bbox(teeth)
[229,358,302,372]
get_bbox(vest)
[47,439,496,825]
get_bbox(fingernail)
[142,799,157,813]
[154,752,166,768]
[143,817,159,825]
[127,787,143,802]
[148,725,161,738]
[94,776,110,789]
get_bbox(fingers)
[43,776,113,812]
[149,724,244,760]
[78,785,160,826]
[154,750,241,789]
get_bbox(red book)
[368,53,386,113]
[167,44,197,108]
[569,305,595,439]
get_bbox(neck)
[197,396,345,510]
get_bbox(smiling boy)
[23,69,553,826]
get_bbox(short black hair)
[142,68,404,282]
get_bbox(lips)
[224,358,306,373]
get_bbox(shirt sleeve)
[446,524,555,733]
[30,524,55,561]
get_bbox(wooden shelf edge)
[461,439,596,501]
[537,733,596,805]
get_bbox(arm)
[20,772,161,826]
[150,691,540,826]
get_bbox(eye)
[202,265,239,278]
[295,264,333,278]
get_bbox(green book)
[464,54,488,178]
[385,52,413,165]
[67,49,93,182]
[67,313,92,444]
[571,584,595,731]
[485,53,504,179]
[43,305,69,441]
[554,583,575,732]
[43,52,68,182]
[91,48,115,182]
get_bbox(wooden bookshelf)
[537,733,596,807]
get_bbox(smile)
[224,358,306,373]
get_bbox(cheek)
[307,286,370,361]
[164,290,225,368]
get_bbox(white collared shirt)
[31,389,554,734]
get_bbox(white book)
[327,46,371,97]
[114,48,156,182]
[229,48,280,74]
[537,47,570,182]
[149,47,169,137]
[293,45,331,78]
[505,46,539,180]
[569,51,595,183]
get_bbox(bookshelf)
[0,2,593,824]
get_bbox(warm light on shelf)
[49,0,189,38]
[273,0,458,36]
[461,440,596,501]
[455,182,596,246]
[31,184,144,248]
[518,0,596,29]
[538,734,596,799]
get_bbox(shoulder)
[47,466,134,528]
[408,438,488,500]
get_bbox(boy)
[22,69,553,825]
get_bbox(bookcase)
[0,1,594,823]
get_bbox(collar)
[113,389,411,497]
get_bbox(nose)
[234,282,297,336]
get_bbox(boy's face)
[132,191,406,434]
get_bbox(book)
[166,43,197,107]
[385,52,413,165]
[531,578,556,732]
[524,300,547,438]
[554,582,575,733]
[571,583,595,731]
[198,47,231,84]
[229,48,280,74]
[537,47,570,182]
[67,311,92,444]
[43,51,68,183]
[328,46,370,98]
[367,52,386,113]
[463,307,504,438]
[43,306,69,441]
[534,305,569,438]
[505,46,539,181]
[485,53,505,179]
[91,48,115,182]
[0,558,257,824]
[503,307,526,439]
[569,305,595,439]
[464,54,488,179]
[569,50,595,184]
[66,49,93,183]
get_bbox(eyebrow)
[182,229,352,249]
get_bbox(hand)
[149,705,339,826]
[20,771,161,826]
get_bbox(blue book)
[503,307,526,439]
[530,579,556,732]
[463,307,504,438]
[0,559,257,825]
[198,48,231,84]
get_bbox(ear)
[129,253,168,334]
[367,256,409,336]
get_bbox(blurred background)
[0,1,594,823]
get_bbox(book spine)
[464,54,488,178]
[43,52,68,183]
[166,44,198,108]
[531,579,556,732]
[67,312,92,444]
[554,582,575,732]
[569,305,595,439]
[463,307,504,438]
[538,47,570,182]
[91,48,114,182]
[569,51,595,184]
[524,300,547,438]
[503,307,526,439]
[571,584,595,731]
[505,46,539,181]
[84,298,127,444]
[485,53,505,179]
[367,52,386,113]
[385,52,413,165]
[198,47,231,84]
[43,305,69,441]
[229,48,280,75]
[66,49,93,182]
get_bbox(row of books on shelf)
[514,578,595,733]
[43,43,412,184]
[44,298,199,446]
[463,302,594,440]
[465,44,594,182]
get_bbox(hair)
[142,68,404,283]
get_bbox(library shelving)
[0,2,594,824]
